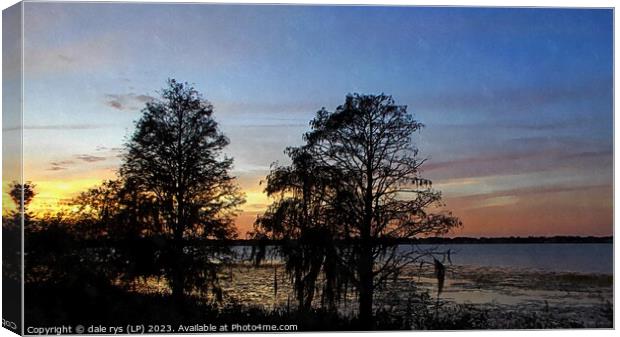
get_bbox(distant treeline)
[223,236,613,246]
[65,236,613,249]
[409,236,613,244]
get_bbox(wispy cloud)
[47,160,75,171]
[75,154,107,163]
[95,145,123,153]
[46,152,114,171]
[50,160,75,166]
[467,195,519,210]
[446,183,611,214]
[104,93,155,111]
[47,165,68,171]
[423,137,612,181]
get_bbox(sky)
[9,3,613,237]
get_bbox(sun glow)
[25,178,109,215]
[13,174,272,226]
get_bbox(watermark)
[26,325,124,335]
[25,323,299,334]
[175,323,298,333]
[2,318,17,331]
[26,326,74,335]
[230,323,298,332]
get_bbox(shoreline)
[210,236,614,246]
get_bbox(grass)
[450,266,613,292]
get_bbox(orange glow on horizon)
[6,172,612,239]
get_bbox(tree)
[70,180,123,239]
[306,94,461,327]
[4,182,36,282]
[9,181,36,217]
[120,79,245,302]
[253,147,349,312]
[70,179,162,240]
[257,94,460,328]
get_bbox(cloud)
[47,160,75,171]
[50,160,75,166]
[56,54,75,64]
[47,153,110,171]
[94,145,122,152]
[423,137,612,181]
[47,165,68,171]
[467,195,519,210]
[448,183,611,208]
[107,100,123,110]
[104,93,155,111]
[75,154,107,163]
[493,183,611,198]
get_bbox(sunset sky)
[11,3,613,237]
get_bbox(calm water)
[237,243,613,274]
[406,243,613,274]
[133,243,613,326]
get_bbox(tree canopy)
[255,93,460,326]
[120,79,245,301]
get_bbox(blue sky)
[18,3,613,236]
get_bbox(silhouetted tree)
[70,179,162,240]
[3,182,35,282]
[120,79,245,303]
[253,147,349,312]
[257,94,460,328]
[70,180,123,239]
[8,181,36,221]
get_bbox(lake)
[236,243,613,274]
[399,243,613,274]
[128,243,613,327]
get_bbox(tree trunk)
[358,201,375,329]
[358,142,375,330]
[358,243,374,330]
[302,259,322,311]
[171,213,185,306]
[296,272,304,312]
[170,238,185,305]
